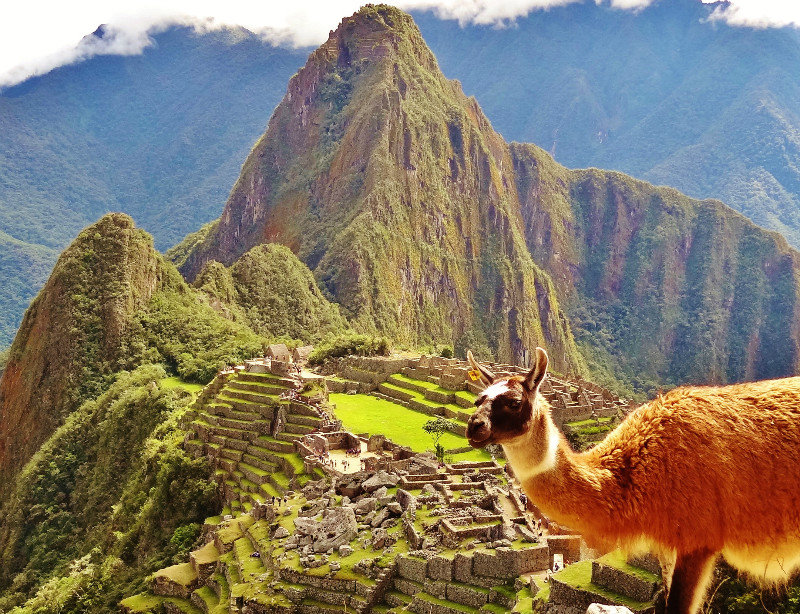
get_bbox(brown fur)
[467,348,800,614]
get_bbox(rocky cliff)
[513,144,800,389]
[0,214,162,482]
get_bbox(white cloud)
[1,0,798,89]
[704,0,800,28]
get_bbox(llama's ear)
[523,347,548,394]
[467,350,495,387]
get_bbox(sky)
[2,0,800,88]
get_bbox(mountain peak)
[309,3,439,79]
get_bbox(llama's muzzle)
[467,414,491,447]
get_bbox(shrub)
[308,334,391,365]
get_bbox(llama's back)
[591,376,800,572]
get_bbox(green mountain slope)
[179,5,800,395]
[0,365,216,611]
[177,5,583,374]
[0,25,307,347]
[412,0,800,248]
[512,144,800,393]
[0,214,266,488]
[193,244,350,342]
[0,232,56,345]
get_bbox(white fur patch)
[483,381,510,400]
[723,543,800,585]
[503,419,560,482]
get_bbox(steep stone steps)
[211,424,260,442]
[215,416,259,431]
[239,462,273,486]
[219,388,282,406]
[222,408,261,422]
[219,448,243,462]
[250,436,295,454]
[227,380,288,395]
[289,401,323,418]
[241,453,278,473]
[424,388,455,404]
[286,413,322,428]
[388,374,432,394]
[378,382,416,403]
[236,371,296,387]
[408,591,478,614]
[283,422,315,435]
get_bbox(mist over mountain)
[5,0,800,356]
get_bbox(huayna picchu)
[174,5,800,396]
[3,4,800,614]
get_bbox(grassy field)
[329,393,491,462]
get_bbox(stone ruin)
[322,354,635,432]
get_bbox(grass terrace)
[551,560,652,611]
[330,392,491,461]
[160,376,204,395]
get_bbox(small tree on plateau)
[423,417,455,462]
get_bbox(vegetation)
[330,392,489,461]
[308,334,391,365]
[705,563,800,614]
[193,244,350,343]
[177,5,584,375]
[0,26,307,349]
[415,1,800,248]
[0,366,216,612]
[423,417,457,461]
[174,4,800,396]
[0,345,8,376]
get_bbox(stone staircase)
[183,371,325,514]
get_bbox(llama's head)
[465,347,549,448]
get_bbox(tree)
[423,417,456,462]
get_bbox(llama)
[466,348,800,614]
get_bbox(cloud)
[1,0,798,89]
[705,0,800,28]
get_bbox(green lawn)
[330,393,491,461]
[160,376,204,395]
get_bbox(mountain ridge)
[177,4,800,394]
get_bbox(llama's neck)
[502,412,626,542]
[501,413,561,482]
